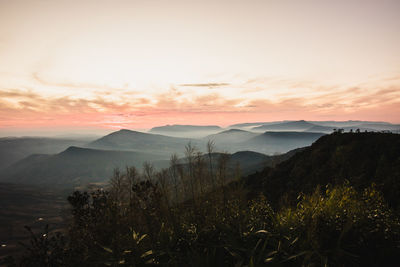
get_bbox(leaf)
[251,239,262,257]
[145,258,155,264]
[137,234,147,244]
[248,257,255,267]
[224,247,240,258]
[265,257,274,263]
[255,230,269,235]
[132,231,138,240]
[102,246,113,253]
[290,237,299,246]
[266,250,278,257]
[141,250,153,258]
[256,239,269,264]
[282,251,310,262]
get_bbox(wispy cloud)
[32,72,138,94]
[179,83,230,88]
[1,73,400,129]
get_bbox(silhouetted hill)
[306,121,400,132]
[153,148,303,177]
[252,120,316,132]
[0,146,165,186]
[228,121,292,128]
[149,125,222,138]
[339,123,400,133]
[150,125,221,132]
[202,130,324,154]
[306,123,399,133]
[310,120,391,127]
[0,137,86,170]
[246,132,400,208]
[88,129,195,156]
[230,150,267,162]
[357,123,400,131]
[230,149,303,175]
[245,131,325,154]
[305,125,335,133]
[229,121,398,132]
[210,150,272,176]
[204,129,257,144]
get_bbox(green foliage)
[265,184,400,266]
[13,182,399,266]
[247,132,400,209]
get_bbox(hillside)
[149,125,222,138]
[0,146,165,186]
[308,121,400,133]
[228,121,292,128]
[246,132,400,208]
[150,124,221,132]
[88,129,195,156]
[229,120,399,133]
[356,122,400,131]
[230,149,303,175]
[204,129,257,144]
[252,120,316,131]
[0,137,86,170]
[204,130,324,154]
[245,131,325,154]
[305,125,335,133]
[310,120,392,127]
[153,148,302,177]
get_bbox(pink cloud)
[0,81,399,131]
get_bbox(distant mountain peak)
[64,146,81,152]
[150,125,222,132]
[104,129,151,138]
[60,146,99,155]
[252,120,316,131]
[220,129,249,133]
[115,129,143,134]
[157,124,219,127]
[260,131,324,136]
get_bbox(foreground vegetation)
[3,133,400,266]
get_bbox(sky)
[0,0,399,135]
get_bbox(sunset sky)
[0,0,399,135]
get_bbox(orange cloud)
[1,78,399,131]
[179,83,230,88]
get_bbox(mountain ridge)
[246,132,400,208]
[0,146,165,186]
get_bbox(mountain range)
[0,146,165,186]
[1,120,398,188]
[0,137,87,170]
[149,125,222,138]
[0,128,321,187]
[87,129,197,156]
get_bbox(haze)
[1,0,400,136]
